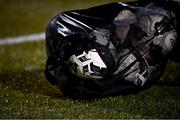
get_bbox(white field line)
[0,32,45,45]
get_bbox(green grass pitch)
[0,0,180,119]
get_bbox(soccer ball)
[68,49,107,79]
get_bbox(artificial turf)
[0,0,180,119]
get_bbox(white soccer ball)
[68,49,107,79]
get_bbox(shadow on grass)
[1,68,180,100]
[0,69,63,99]
[157,77,180,87]
[1,69,180,118]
